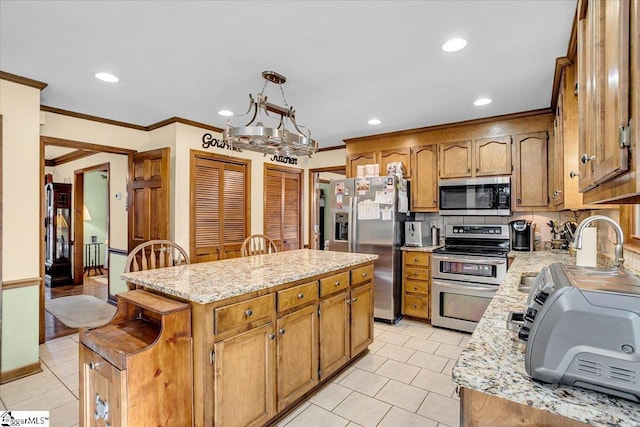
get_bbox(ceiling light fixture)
[222,70,317,157]
[442,38,467,52]
[368,119,381,125]
[473,98,492,106]
[218,110,234,117]
[94,72,119,83]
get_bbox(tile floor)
[0,318,468,427]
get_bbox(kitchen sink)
[518,272,538,293]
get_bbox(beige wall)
[0,79,42,373]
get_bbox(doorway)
[308,166,346,250]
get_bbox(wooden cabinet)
[350,280,374,356]
[402,251,431,320]
[411,144,438,212]
[319,289,350,378]
[79,290,192,427]
[513,131,549,210]
[44,182,72,287]
[439,137,511,179]
[347,148,411,178]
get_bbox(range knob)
[534,290,549,305]
[518,326,530,341]
[525,307,538,323]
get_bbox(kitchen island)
[116,249,378,427]
[452,251,640,427]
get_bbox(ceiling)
[1,0,577,156]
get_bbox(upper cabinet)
[439,137,511,179]
[346,152,378,178]
[579,0,639,203]
[346,148,411,178]
[411,145,438,212]
[513,131,549,210]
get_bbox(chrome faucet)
[572,215,624,268]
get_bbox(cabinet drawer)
[404,267,429,281]
[319,271,350,296]
[277,281,318,312]
[403,279,429,295]
[405,252,430,267]
[215,294,274,335]
[403,294,429,319]
[351,264,374,287]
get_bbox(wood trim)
[0,114,2,366]
[2,277,41,291]
[0,70,47,90]
[147,116,224,133]
[343,108,552,144]
[317,145,345,153]
[40,105,146,130]
[39,132,45,344]
[1,361,42,384]
[551,57,573,111]
[46,149,97,167]
[566,3,580,61]
[41,135,137,156]
[308,166,347,249]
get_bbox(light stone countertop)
[400,245,441,252]
[120,249,378,304]
[452,250,640,426]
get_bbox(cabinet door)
[474,136,512,177]
[410,145,438,211]
[350,282,374,356]
[553,85,565,207]
[380,147,411,178]
[276,304,319,410]
[80,345,126,427]
[347,152,378,178]
[513,132,549,209]
[577,11,597,191]
[439,141,472,179]
[319,290,350,378]
[213,323,276,427]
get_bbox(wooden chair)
[241,234,278,257]
[125,240,190,290]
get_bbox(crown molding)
[0,70,48,90]
[41,105,147,130]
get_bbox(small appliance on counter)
[510,219,535,251]
[514,263,640,402]
[405,221,430,247]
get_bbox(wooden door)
[439,141,472,179]
[319,290,350,379]
[593,0,630,184]
[276,304,319,410]
[128,148,170,251]
[410,145,438,211]
[346,152,378,178]
[264,165,302,251]
[474,136,512,176]
[190,152,250,262]
[350,282,374,356]
[514,132,549,209]
[80,345,126,427]
[213,323,276,427]
[380,147,411,178]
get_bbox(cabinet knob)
[245,309,253,317]
[346,299,351,304]
[569,171,580,179]
[413,304,418,309]
[268,334,276,340]
[516,198,522,205]
[279,328,286,335]
[413,272,418,276]
[467,168,471,172]
[362,272,368,277]
[334,281,341,286]
[88,362,100,370]
[476,168,479,172]
[413,258,419,262]
[581,154,595,164]
[414,286,418,291]
[352,297,358,303]
[297,293,305,299]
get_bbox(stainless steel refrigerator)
[328,176,409,323]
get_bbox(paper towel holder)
[572,215,624,268]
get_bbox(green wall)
[83,170,108,270]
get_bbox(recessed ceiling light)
[218,110,234,117]
[94,72,119,83]
[442,38,467,53]
[368,119,381,125]
[473,98,492,106]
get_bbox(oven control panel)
[449,225,509,238]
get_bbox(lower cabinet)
[319,290,350,378]
[350,281,374,356]
[402,251,431,320]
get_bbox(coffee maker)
[510,220,535,251]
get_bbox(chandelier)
[223,71,317,157]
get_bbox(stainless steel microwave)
[438,176,511,216]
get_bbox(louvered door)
[190,152,249,262]
[264,165,302,251]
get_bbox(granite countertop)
[121,249,378,304]
[452,250,640,426]
[400,245,441,252]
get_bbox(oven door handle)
[433,281,497,293]
[433,256,506,265]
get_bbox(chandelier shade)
[222,71,317,157]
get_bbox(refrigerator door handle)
[349,196,358,253]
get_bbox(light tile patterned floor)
[0,318,467,427]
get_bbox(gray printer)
[518,263,640,402]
